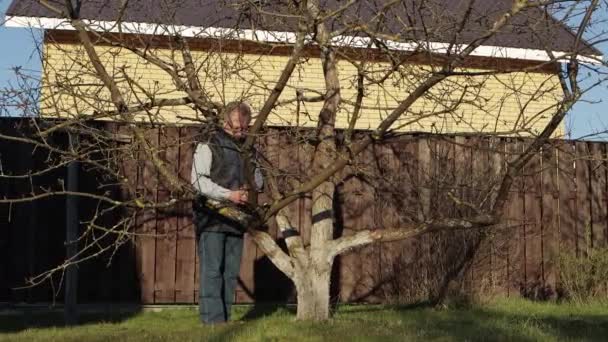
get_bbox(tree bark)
[294,262,332,321]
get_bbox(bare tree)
[1,0,606,320]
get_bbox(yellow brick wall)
[41,42,565,136]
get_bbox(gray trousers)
[198,231,244,323]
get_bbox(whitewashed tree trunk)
[294,257,333,320]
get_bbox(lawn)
[1,298,607,341]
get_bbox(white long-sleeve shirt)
[191,143,263,201]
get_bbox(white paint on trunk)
[295,265,332,321]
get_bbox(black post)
[65,132,79,325]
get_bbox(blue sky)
[1,0,607,139]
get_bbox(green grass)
[1,298,607,341]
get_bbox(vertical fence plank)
[523,141,543,296]
[452,135,474,294]
[576,141,592,256]
[590,142,607,248]
[418,136,433,300]
[400,137,424,302]
[426,136,459,301]
[472,137,495,295]
[503,187,523,297]
[490,138,509,295]
[541,143,560,297]
[376,140,403,303]
[604,143,608,248]
[590,142,608,297]
[556,141,577,295]
[397,137,425,302]
[155,189,177,303]
[337,139,382,303]
[174,127,196,303]
[505,138,526,295]
[175,199,196,304]
[360,140,383,303]
[136,127,160,304]
[153,127,180,303]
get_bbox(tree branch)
[329,214,496,258]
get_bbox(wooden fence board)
[373,138,422,303]
[418,137,433,300]
[136,127,160,303]
[174,128,196,303]
[376,141,406,303]
[175,200,196,303]
[524,147,543,296]
[153,128,181,303]
[556,141,577,295]
[603,143,608,248]
[452,135,474,295]
[426,137,457,301]
[490,138,509,295]
[558,142,577,252]
[136,208,158,304]
[472,137,495,295]
[338,142,382,303]
[190,129,199,304]
[541,144,559,296]
[154,190,177,303]
[589,143,607,248]
[505,139,526,296]
[575,141,592,256]
[502,188,521,296]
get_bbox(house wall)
[41,34,565,136]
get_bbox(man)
[191,101,262,324]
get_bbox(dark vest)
[193,130,247,235]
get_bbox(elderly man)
[191,101,262,324]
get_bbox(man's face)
[224,109,250,139]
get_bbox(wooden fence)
[1,118,606,304]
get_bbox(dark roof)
[6,0,601,56]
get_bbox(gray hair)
[223,101,252,122]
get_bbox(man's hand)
[228,190,248,204]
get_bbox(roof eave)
[4,15,603,65]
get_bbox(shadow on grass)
[333,300,435,314]
[241,303,295,320]
[0,307,141,334]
